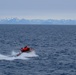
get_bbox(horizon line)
[0,18,76,20]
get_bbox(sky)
[0,0,76,20]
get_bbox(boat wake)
[0,51,38,61]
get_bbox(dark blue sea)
[0,25,76,75]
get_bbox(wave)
[0,51,38,61]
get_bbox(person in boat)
[17,46,32,56]
[21,46,31,52]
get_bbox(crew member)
[21,46,31,52]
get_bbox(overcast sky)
[0,0,76,19]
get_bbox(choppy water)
[0,25,76,75]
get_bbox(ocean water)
[0,25,76,75]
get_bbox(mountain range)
[0,18,76,25]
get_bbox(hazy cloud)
[0,0,76,19]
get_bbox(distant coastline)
[0,18,76,25]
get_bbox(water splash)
[0,51,38,61]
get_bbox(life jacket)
[21,47,30,52]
